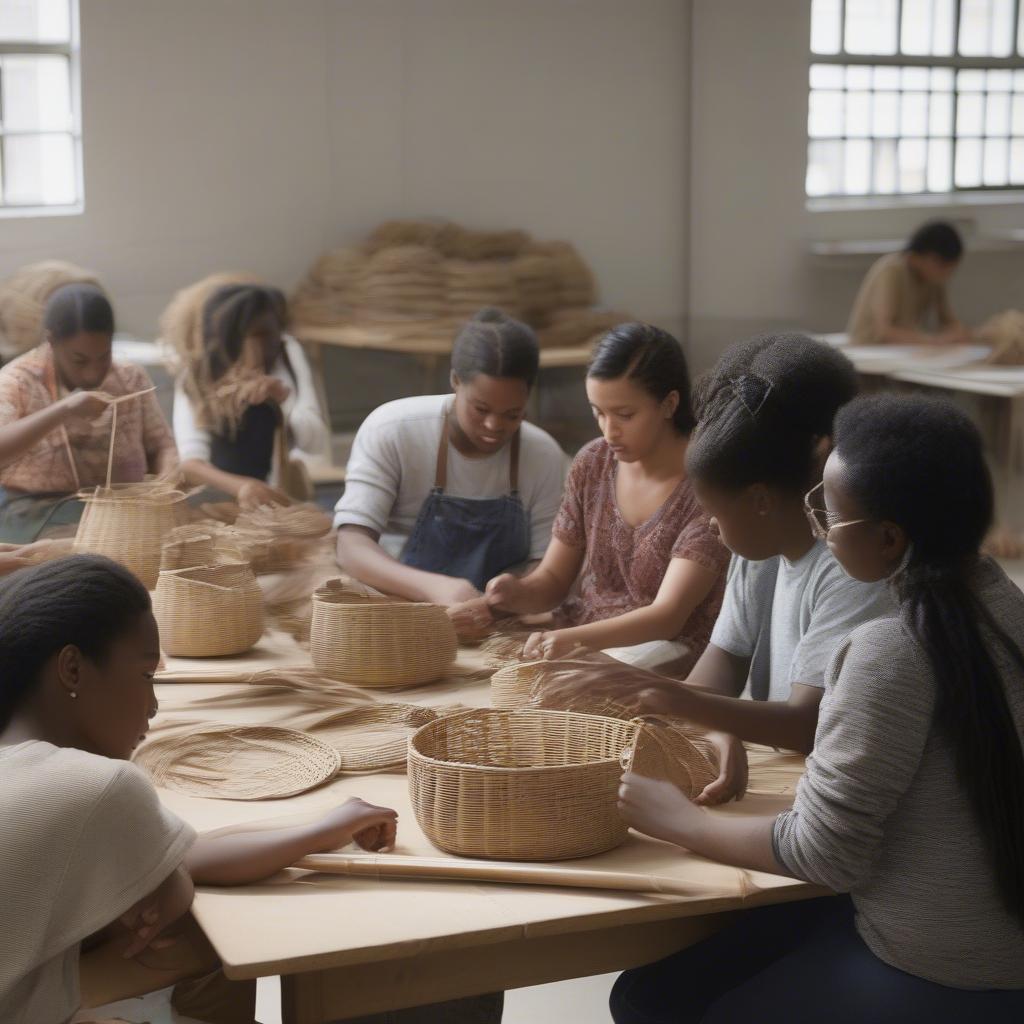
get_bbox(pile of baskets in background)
[290,219,632,350]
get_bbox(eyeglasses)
[803,481,869,540]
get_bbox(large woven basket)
[408,708,637,861]
[74,485,190,590]
[310,579,458,688]
[152,561,264,657]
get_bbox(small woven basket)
[408,708,637,861]
[74,485,190,590]
[623,718,719,800]
[152,561,265,657]
[310,579,458,688]
[491,659,599,710]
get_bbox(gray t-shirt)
[710,540,895,701]
[334,394,568,561]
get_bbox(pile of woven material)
[979,309,1024,365]
[291,219,618,345]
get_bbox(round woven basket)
[408,708,636,861]
[153,561,265,657]
[624,718,719,800]
[73,485,190,590]
[491,659,600,710]
[310,580,458,687]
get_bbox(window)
[0,0,80,211]
[807,0,1024,198]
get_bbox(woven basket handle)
[160,563,251,594]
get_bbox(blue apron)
[400,412,530,591]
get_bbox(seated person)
[0,284,177,542]
[335,308,567,609]
[846,220,970,347]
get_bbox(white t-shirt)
[0,741,194,1024]
[334,393,568,561]
[710,540,896,702]
[172,334,330,465]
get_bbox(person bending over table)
[334,308,566,611]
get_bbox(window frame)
[0,0,83,217]
[808,0,1024,202]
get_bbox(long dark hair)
[687,332,857,493]
[834,393,1024,927]
[44,283,115,341]
[0,556,152,731]
[588,323,695,434]
[451,307,539,388]
[201,283,288,384]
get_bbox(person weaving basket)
[0,284,177,543]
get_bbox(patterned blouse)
[552,438,729,652]
[0,345,177,494]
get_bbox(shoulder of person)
[518,419,568,459]
[728,553,779,589]
[12,742,142,815]
[831,614,928,693]
[809,546,894,609]
[0,346,45,384]
[359,394,447,435]
[115,360,155,391]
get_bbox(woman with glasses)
[608,393,1024,1023]
[538,333,894,803]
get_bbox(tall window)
[807,0,1024,197]
[0,0,80,211]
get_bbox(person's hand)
[618,770,705,847]
[250,375,291,406]
[60,390,111,424]
[447,596,494,640]
[424,575,482,608]
[236,479,290,511]
[118,865,194,960]
[484,572,525,612]
[523,629,589,661]
[0,552,34,576]
[532,662,686,717]
[314,797,399,853]
[694,730,748,806]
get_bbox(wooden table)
[154,639,819,1024]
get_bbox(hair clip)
[729,374,774,419]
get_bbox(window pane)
[931,67,955,91]
[931,91,954,134]
[899,138,928,192]
[809,90,844,137]
[874,66,900,90]
[902,91,928,135]
[874,90,899,136]
[903,66,930,90]
[1013,93,1024,134]
[807,140,844,196]
[847,90,871,136]
[991,0,1015,56]
[811,0,842,53]
[983,137,1009,184]
[2,133,75,205]
[928,138,953,190]
[1020,3,1024,55]
[958,69,986,91]
[847,66,873,90]
[959,0,1015,56]
[845,0,898,54]
[932,0,956,54]
[955,138,983,186]
[810,63,845,89]
[987,91,1011,134]
[0,0,69,44]
[900,0,931,54]
[845,139,872,192]
[988,69,1013,91]
[1,55,71,132]
[957,92,985,135]
[874,139,898,192]
[1010,139,1024,183]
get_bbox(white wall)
[0,0,690,345]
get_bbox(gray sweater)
[773,558,1024,989]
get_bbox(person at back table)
[846,220,970,347]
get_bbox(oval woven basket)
[310,579,458,688]
[408,708,637,861]
[153,562,265,657]
[490,659,601,710]
[624,718,719,800]
[74,485,190,590]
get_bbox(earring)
[69,690,78,700]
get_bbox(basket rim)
[312,588,441,611]
[408,707,637,774]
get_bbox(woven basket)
[491,659,600,710]
[409,708,637,861]
[153,562,264,657]
[134,724,340,800]
[74,485,190,590]
[304,702,440,773]
[310,579,458,687]
[624,718,719,799]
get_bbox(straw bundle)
[979,309,1024,366]
[408,708,637,861]
[134,724,341,800]
[444,259,521,320]
[357,245,446,318]
[0,260,102,358]
[480,630,533,669]
[74,484,191,590]
[365,219,460,255]
[491,659,598,710]
[447,227,529,262]
[529,241,597,308]
[538,308,631,349]
[513,251,564,325]
[229,502,333,574]
[311,578,458,687]
[153,561,264,657]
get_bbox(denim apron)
[400,411,530,591]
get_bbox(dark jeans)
[610,895,1024,1024]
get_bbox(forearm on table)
[552,604,687,651]
[0,403,68,467]
[671,811,790,876]
[179,458,247,497]
[186,822,338,886]
[335,527,444,602]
